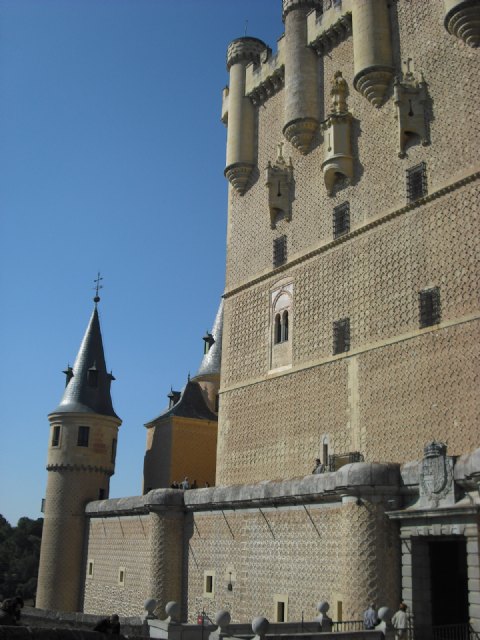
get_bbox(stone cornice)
[247,66,285,107]
[46,463,113,476]
[224,169,480,299]
[308,12,352,55]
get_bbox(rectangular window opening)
[203,571,215,598]
[77,426,90,447]
[273,235,287,268]
[111,438,117,463]
[87,560,94,578]
[419,287,441,328]
[51,425,60,447]
[333,318,350,355]
[277,601,285,622]
[333,202,350,238]
[118,567,125,586]
[407,162,427,203]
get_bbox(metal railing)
[332,620,365,632]
[432,624,473,640]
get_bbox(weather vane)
[93,272,103,303]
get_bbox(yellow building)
[37,0,480,635]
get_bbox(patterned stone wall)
[186,499,400,623]
[218,0,480,485]
[225,1,479,290]
[83,515,152,616]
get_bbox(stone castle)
[36,0,480,636]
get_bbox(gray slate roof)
[193,299,223,380]
[50,304,119,419]
[146,380,217,426]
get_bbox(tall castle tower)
[36,294,121,612]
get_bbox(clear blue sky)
[0,0,283,526]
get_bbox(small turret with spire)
[36,276,122,612]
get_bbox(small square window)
[203,571,215,598]
[118,567,125,586]
[419,287,441,328]
[407,162,427,203]
[87,560,94,579]
[333,318,350,355]
[51,425,61,447]
[77,426,90,447]
[333,202,350,238]
[273,235,287,268]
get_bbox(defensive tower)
[36,292,121,611]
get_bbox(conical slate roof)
[50,304,119,419]
[193,299,223,380]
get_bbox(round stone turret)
[352,0,394,107]
[282,0,321,154]
[444,0,480,48]
[224,37,267,195]
[36,302,121,612]
[282,0,323,21]
[226,37,266,71]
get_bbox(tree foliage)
[0,515,43,602]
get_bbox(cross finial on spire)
[244,19,248,37]
[93,272,103,304]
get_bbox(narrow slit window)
[204,571,215,598]
[407,162,427,203]
[273,235,287,268]
[111,438,117,463]
[333,202,350,238]
[282,311,289,342]
[118,567,125,586]
[419,287,441,328]
[333,318,350,355]
[87,560,94,578]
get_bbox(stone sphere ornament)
[252,616,270,637]
[165,601,180,621]
[215,610,231,629]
